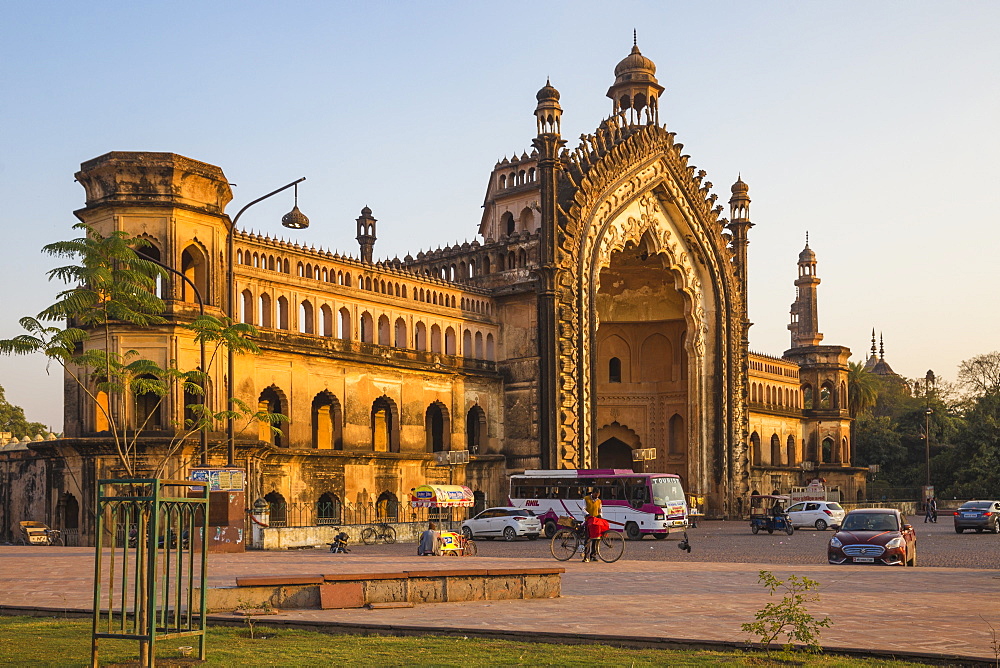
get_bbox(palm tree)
[848,361,879,418]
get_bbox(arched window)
[240,289,254,324]
[501,212,515,237]
[462,329,473,358]
[786,435,796,465]
[183,375,204,428]
[821,437,834,464]
[94,382,110,433]
[750,432,761,467]
[317,492,341,524]
[277,296,289,330]
[136,243,165,297]
[445,327,456,355]
[415,321,427,351]
[483,256,491,275]
[802,384,814,409]
[338,307,351,339]
[609,357,622,383]
[320,304,333,336]
[376,491,399,522]
[360,311,374,343]
[371,395,399,452]
[134,373,163,431]
[394,317,407,348]
[668,413,685,455]
[61,493,80,531]
[299,300,314,334]
[267,256,275,271]
[258,386,287,447]
[377,315,391,345]
[474,331,484,359]
[180,245,209,305]
[486,333,495,361]
[820,382,833,409]
[466,404,486,454]
[425,401,450,452]
[771,434,782,466]
[430,324,442,353]
[258,293,272,328]
[264,491,286,527]
[311,392,343,450]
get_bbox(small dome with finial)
[798,237,816,263]
[731,176,749,195]
[536,78,560,102]
[361,206,372,216]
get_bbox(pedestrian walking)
[930,497,938,523]
[582,488,602,562]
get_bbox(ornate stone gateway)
[533,49,751,515]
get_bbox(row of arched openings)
[750,383,801,409]
[238,291,496,360]
[498,168,536,190]
[800,381,847,410]
[749,432,850,466]
[136,241,209,306]
[258,385,486,452]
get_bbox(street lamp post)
[225,178,307,467]
[924,370,935,489]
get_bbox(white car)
[787,501,845,531]
[461,507,542,541]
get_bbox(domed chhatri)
[535,78,560,102]
[613,44,657,82]
[606,36,664,125]
[731,177,749,195]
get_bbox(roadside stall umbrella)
[410,484,475,528]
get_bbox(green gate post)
[91,479,209,667]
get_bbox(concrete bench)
[212,567,564,611]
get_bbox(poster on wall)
[190,468,246,492]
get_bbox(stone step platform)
[205,566,563,611]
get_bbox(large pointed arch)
[540,119,748,516]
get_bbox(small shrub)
[741,570,831,653]
[235,599,274,640]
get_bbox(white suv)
[787,501,845,531]
[461,507,542,541]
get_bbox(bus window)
[651,477,685,506]
[626,481,650,508]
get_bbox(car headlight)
[885,537,905,549]
[655,513,664,520]
[829,537,842,548]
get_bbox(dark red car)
[827,508,917,566]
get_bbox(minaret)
[726,175,753,289]
[532,78,566,469]
[356,206,376,264]
[788,235,824,348]
[606,33,664,125]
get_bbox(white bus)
[509,469,688,540]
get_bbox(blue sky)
[2,2,998,429]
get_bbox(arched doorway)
[264,491,286,527]
[594,234,693,483]
[425,402,450,452]
[597,437,633,469]
[466,404,486,454]
[371,396,400,452]
[376,491,399,522]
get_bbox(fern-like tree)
[847,361,879,419]
[0,222,284,478]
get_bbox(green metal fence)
[91,478,209,667]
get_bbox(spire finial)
[870,328,877,357]
[805,231,810,247]
[879,333,885,359]
[633,29,637,47]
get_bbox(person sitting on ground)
[417,521,441,556]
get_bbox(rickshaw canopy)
[409,484,474,508]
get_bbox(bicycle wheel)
[383,526,397,544]
[463,540,478,557]
[360,527,377,545]
[51,535,65,547]
[550,529,580,561]
[597,530,625,563]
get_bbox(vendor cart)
[409,484,475,529]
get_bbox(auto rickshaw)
[748,494,794,535]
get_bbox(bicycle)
[360,522,397,545]
[549,517,625,563]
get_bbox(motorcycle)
[328,528,351,553]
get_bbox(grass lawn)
[0,615,932,667]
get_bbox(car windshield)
[960,502,993,510]
[842,513,898,532]
[827,503,843,511]
[650,478,684,506]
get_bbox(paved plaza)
[2,520,999,662]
